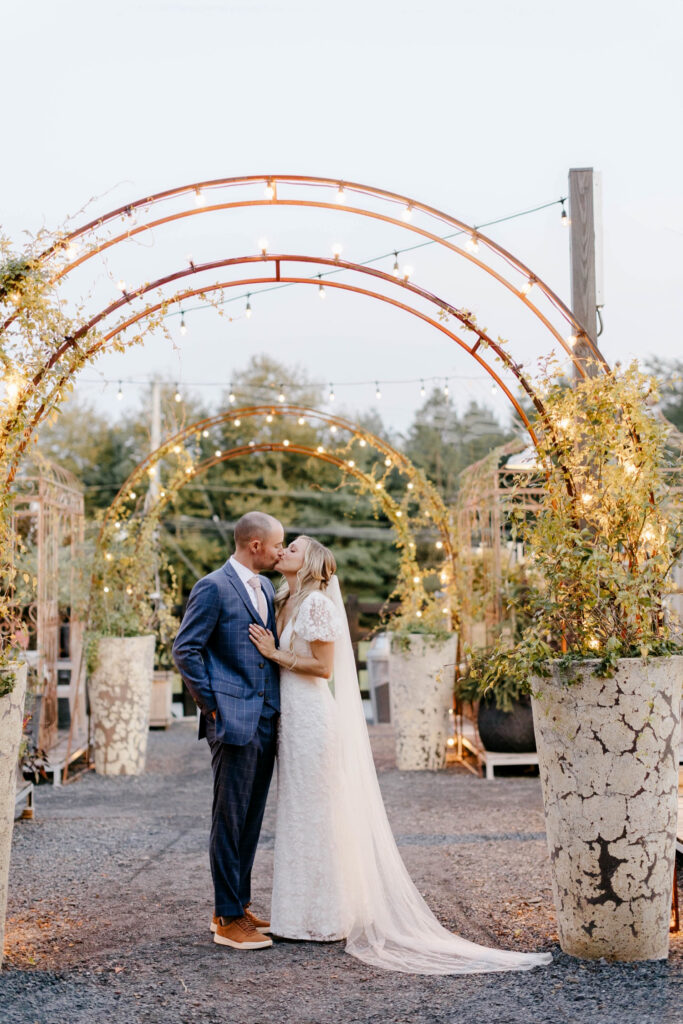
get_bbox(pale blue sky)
[3,0,682,434]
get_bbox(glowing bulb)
[396,510,402,517]
[328,384,335,402]
[159,489,166,498]
[283,439,290,447]
[229,390,236,404]
[407,482,414,490]
[215,449,222,457]
[347,459,355,467]
[567,334,578,347]
[375,383,382,400]
[103,586,110,593]
[129,491,136,500]
[317,445,325,453]
[447,737,455,748]
[416,610,422,618]
[392,253,400,278]
[358,438,366,447]
[443,381,449,397]
[558,417,570,430]
[259,238,268,256]
[442,606,450,615]
[234,418,241,427]
[402,204,412,221]
[588,637,600,649]
[264,180,275,200]
[266,414,273,423]
[561,203,569,227]
[332,243,343,260]
[202,430,209,438]
[335,184,345,203]
[194,188,206,207]
[115,522,121,530]
[117,279,126,292]
[520,278,534,297]
[185,466,193,475]
[319,282,326,299]
[248,440,255,447]
[172,445,181,454]
[298,417,306,425]
[624,461,637,476]
[420,380,426,397]
[174,389,182,403]
[245,296,252,318]
[117,382,123,401]
[375,482,382,491]
[435,540,444,550]
[403,265,413,281]
[126,586,133,595]
[148,466,156,477]
[105,552,113,561]
[330,424,337,434]
[413,575,420,584]
[581,492,593,505]
[180,315,187,335]
[466,234,479,254]
[384,457,391,467]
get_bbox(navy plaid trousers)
[205,709,278,917]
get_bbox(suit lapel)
[222,561,260,622]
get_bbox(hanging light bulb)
[420,380,426,397]
[317,445,325,453]
[125,206,137,225]
[435,540,444,550]
[174,386,182,403]
[228,388,236,403]
[335,184,345,203]
[117,279,126,292]
[266,412,273,423]
[384,457,392,467]
[561,201,569,226]
[194,188,206,207]
[567,333,578,348]
[180,312,187,335]
[347,459,355,467]
[330,425,337,434]
[264,179,275,200]
[332,243,343,261]
[245,295,252,319]
[258,238,268,256]
[318,278,326,299]
[402,204,412,221]
[491,383,497,394]
[392,252,400,278]
[466,233,479,254]
[407,482,414,490]
[328,384,335,402]
[443,380,449,397]
[215,449,222,457]
[298,416,306,425]
[358,438,367,447]
[202,430,209,438]
[403,265,413,282]
[520,277,535,297]
[283,439,290,447]
[278,384,286,403]
[375,382,382,400]
[234,418,241,426]
[117,382,123,401]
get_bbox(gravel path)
[1,723,681,1024]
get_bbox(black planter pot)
[477,693,536,753]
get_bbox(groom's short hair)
[234,511,279,547]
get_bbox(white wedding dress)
[270,582,552,974]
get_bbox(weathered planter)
[477,693,536,753]
[0,661,28,969]
[89,635,155,776]
[388,633,457,770]
[531,656,683,961]
[149,670,177,728]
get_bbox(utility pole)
[568,167,604,378]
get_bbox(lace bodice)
[284,590,344,647]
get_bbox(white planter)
[89,636,155,776]
[531,655,683,961]
[388,633,457,770]
[149,670,176,728]
[0,662,28,968]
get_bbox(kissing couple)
[172,511,551,974]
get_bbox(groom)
[172,510,284,950]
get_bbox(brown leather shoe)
[213,915,273,949]
[211,906,270,934]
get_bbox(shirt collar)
[229,554,258,587]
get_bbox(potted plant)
[472,361,683,961]
[0,660,28,968]
[86,517,177,776]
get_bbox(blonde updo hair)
[275,536,337,641]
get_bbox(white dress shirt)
[229,555,261,613]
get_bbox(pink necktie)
[247,576,268,624]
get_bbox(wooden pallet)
[44,729,91,785]
[14,780,35,820]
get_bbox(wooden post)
[568,168,602,378]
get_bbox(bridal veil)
[325,575,552,975]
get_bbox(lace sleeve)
[294,591,344,642]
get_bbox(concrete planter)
[0,661,27,968]
[531,655,683,961]
[149,670,177,728]
[388,633,457,770]
[89,636,155,776]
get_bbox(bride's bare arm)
[248,624,334,680]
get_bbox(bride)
[248,535,552,975]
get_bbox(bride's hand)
[249,623,277,658]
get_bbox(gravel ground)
[1,723,682,1024]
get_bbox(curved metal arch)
[42,173,603,367]
[47,198,600,370]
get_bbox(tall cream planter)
[531,656,683,961]
[0,662,27,969]
[389,633,457,770]
[89,635,155,776]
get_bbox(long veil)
[326,575,552,974]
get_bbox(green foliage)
[471,361,683,704]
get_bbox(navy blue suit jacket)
[172,560,280,746]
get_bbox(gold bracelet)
[289,652,298,670]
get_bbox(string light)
[298,416,306,425]
[407,482,414,490]
[317,445,325,453]
[392,252,400,278]
[435,540,443,549]
[283,439,290,447]
[332,243,343,261]
[415,610,422,618]
[245,295,252,318]
[258,238,268,256]
[117,279,126,292]
[402,204,413,222]
[358,438,367,447]
[264,179,275,200]
[581,492,593,506]
[443,380,449,397]
[567,333,578,348]
[402,265,413,282]
[202,430,209,438]
[125,206,136,224]
[180,312,187,335]
[318,277,326,299]
[420,380,426,397]
[335,184,345,203]
[234,418,241,426]
[330,424,337,434]
[561,200,569,226]
[194,188,206,207]
[117,382,123,400]
[375,382,382,400]
[278,384,286,403]
[384,457,392,467]
[466,233,479,254]
[328,384,335,402]
[215,449,222,457]
[520,277,535,297]
[174,386,182,403]
[228,388,236,403]
[266,413,273,423]
[347,459,355,467]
